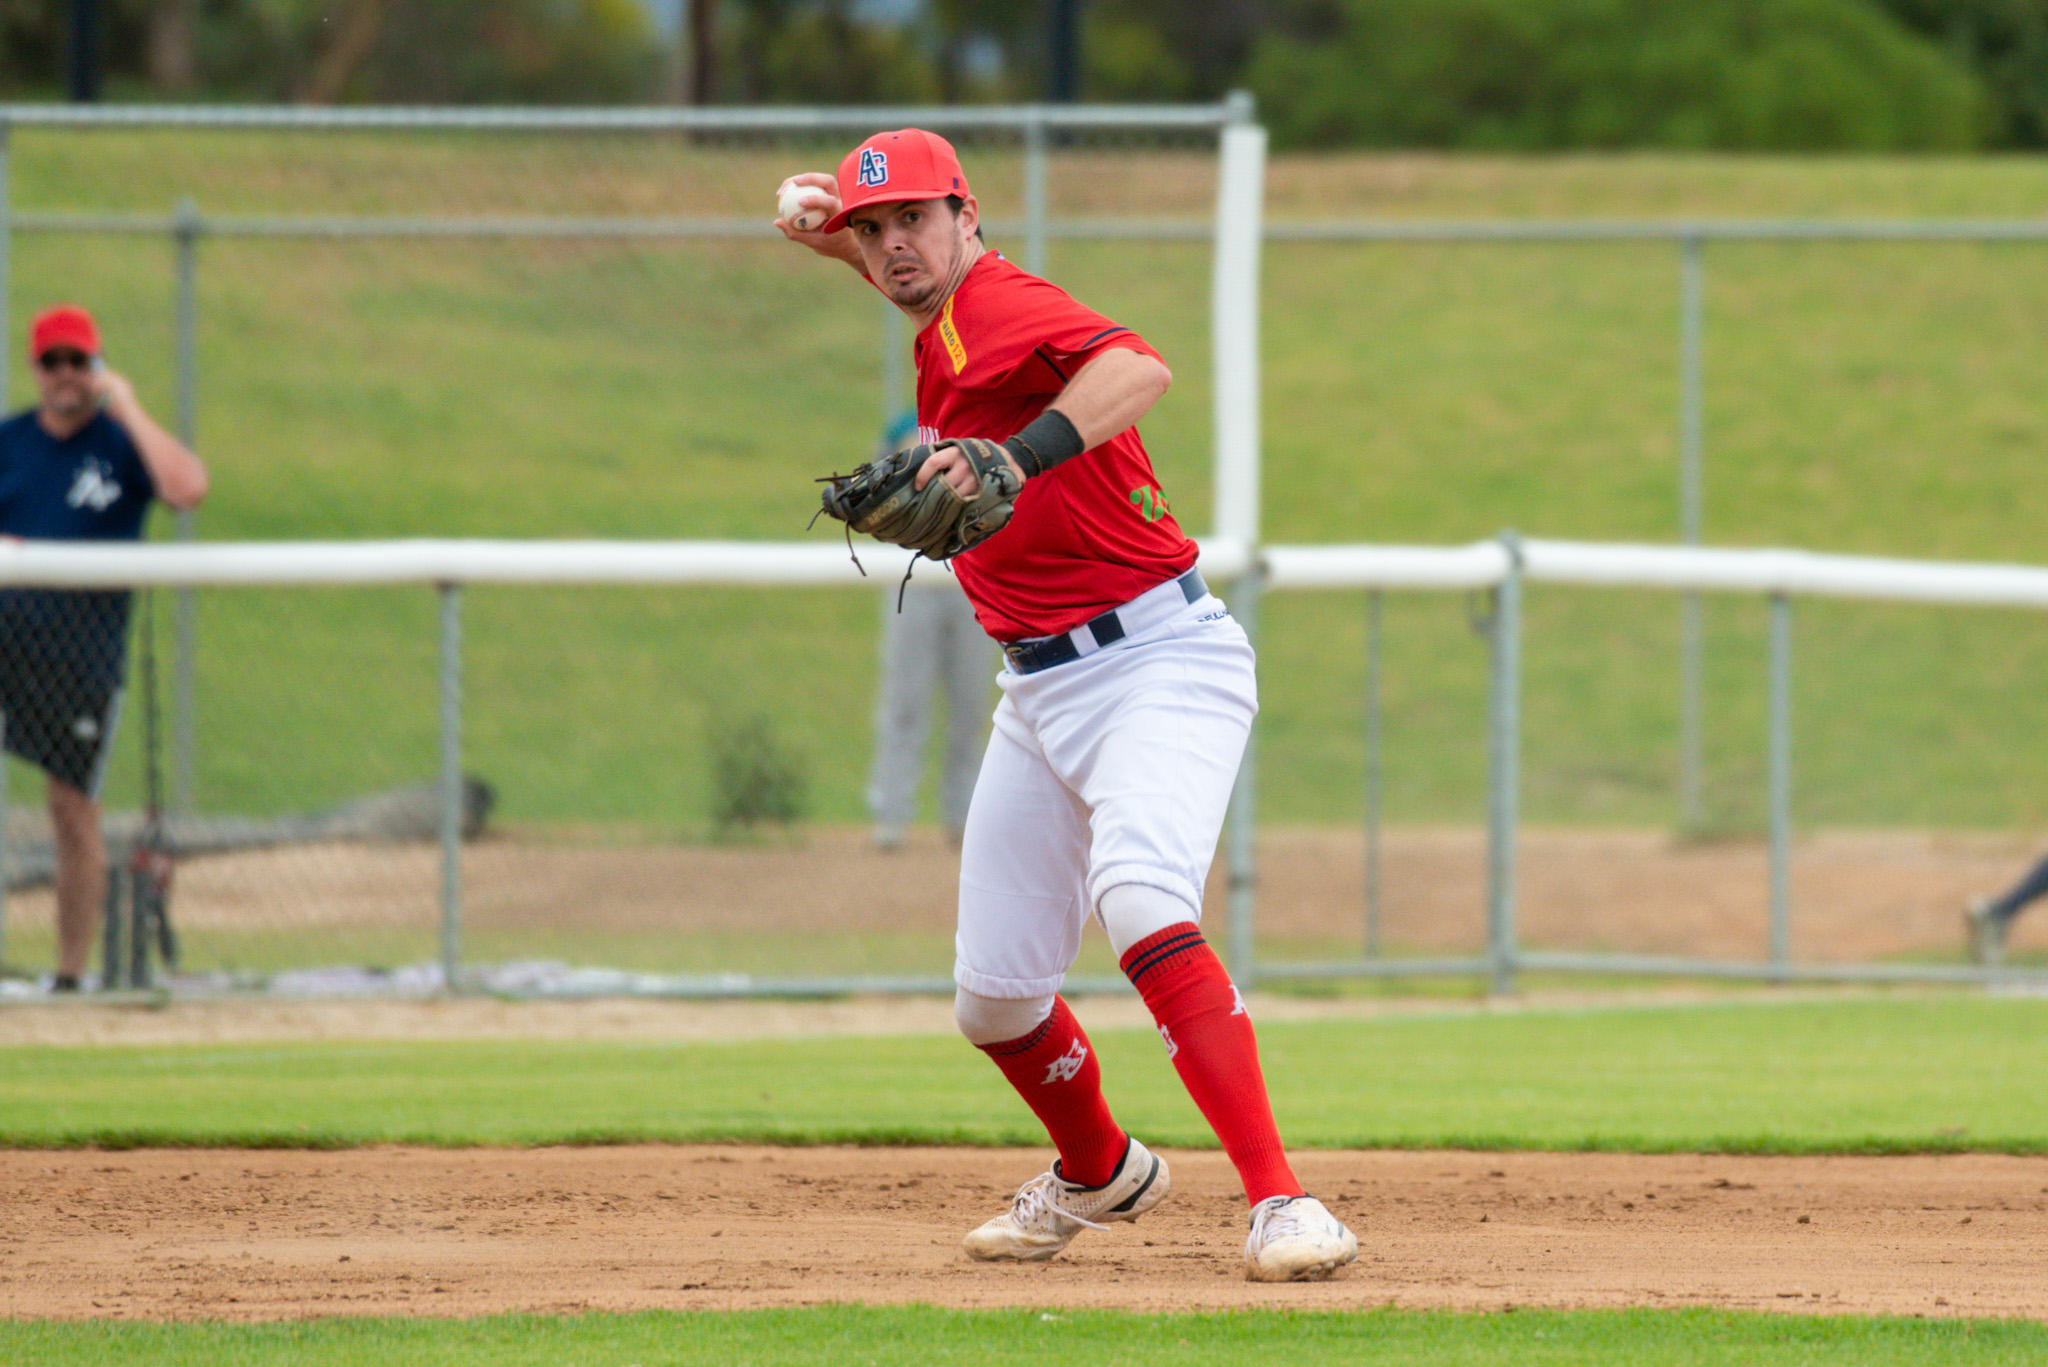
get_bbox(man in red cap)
[0,305,208,992]
[776,133,1358,1282]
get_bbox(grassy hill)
[7,132,2048,833]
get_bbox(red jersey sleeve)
[937,269,1164,407]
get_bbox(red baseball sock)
[1121,923,1303,1205]
[976,995,1127,1188]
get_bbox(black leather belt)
[1001,568,1207,675]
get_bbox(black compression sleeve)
[1005,408,1086,479]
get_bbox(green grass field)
[7,136,2048,1358]
[7,139,2048,832]
[5,1305,2045,1366]
[2,995,2041,1151]
[6,994,2048,1358]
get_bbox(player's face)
[33,347,96,419]
[849,197,980,315]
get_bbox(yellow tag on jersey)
[938,295,968,374]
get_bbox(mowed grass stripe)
[1,995,2042,1152]
[2,1305,2044,1366]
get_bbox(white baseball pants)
[952,586,1256,1002]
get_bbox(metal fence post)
[1486,533,1523,996]
[1363,588,1382,957]
[1023,111,1048,278]
[1214,104,1264,987]
[1225,565,1263,986]
[438,581,464,993]
[1679,233,1704,831]
[1768,592,1793,975]
[172,196,200,818]
[881,298,907,420]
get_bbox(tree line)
[4,0,2045,150]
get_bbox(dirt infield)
[3,989,2047,1323]
[3,1143,2043,1322]
[4,825,2047,1323]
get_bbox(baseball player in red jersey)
[777,129,1357,1282]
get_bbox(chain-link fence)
[5,106,2045,997]
[1248,216,2048,987]
[0,103,1255,994]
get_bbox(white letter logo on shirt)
[67,458,121,512]
[1042,1038,1088,1084]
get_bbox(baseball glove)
[816,437,1023,563]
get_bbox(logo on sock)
[1043,1038,1088,1084]
[1230,985,1248,1016]
[1157,1024,1179,1060]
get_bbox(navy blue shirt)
[0,408,159,683]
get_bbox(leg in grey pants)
[867,581,994,847]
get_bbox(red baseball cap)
[821,128,973,235]
[29,304,100,361]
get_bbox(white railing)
[0,534,2038,997]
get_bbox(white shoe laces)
[1009,1172,1109,1234]
[1249,1196,1313,1247]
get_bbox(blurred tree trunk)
[690,0,716,103]
[68,0,103,101]
[296,0,390,105]
[1045,0,1080,100]
[146,0,195,92]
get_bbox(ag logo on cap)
[858,148,889,188]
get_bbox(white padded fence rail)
[1264,538,2048,604]
[1261,542,1512,591]
[0,537,1257,587]
[1520,539,2048,607]
[8,536,2047,601]
[3,534,2041,996]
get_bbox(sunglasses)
[36,350,93,372]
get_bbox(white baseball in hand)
[778,180,827,232]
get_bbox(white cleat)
[1244,1194,1359,1282]
[962,1136,1170,1262]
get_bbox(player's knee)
[1098,882,1200,960]
[953,987,1054,1046]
